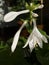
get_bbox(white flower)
[38,4,44,9]
[4,10,29,22]
[23,19,48,52]
[32,12,38,17]
[30,3,44,10]
[4,4,44,22]
[11,21,27,52]
[34,4,44,10]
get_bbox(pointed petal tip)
[38,4,44,9]
[42,35,48,43]
[11,45,15,53]
[32,13,38,17]
[29,40,34,52]
[23,43,28,48]
[22,46,25,48]
[4,11,17,22]
[23,40,29,48]
[23,44,27,48]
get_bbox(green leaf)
[19,36,27,43]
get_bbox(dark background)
[43,0,49,35]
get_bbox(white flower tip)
[45,39,48,43]
[11,30,20,52]
[23,21,27,25]
[38,4,44,9]
[4,11,17,22]
[11,36,19,53]
[30,3,33,6]
[23,46,25,48]
[4,10,29,22]
[47,35,49,39]
[11,45,15,52]
[11,21,27,52]
[32,13,38,17]
[29,39,34,52]
[42,35,48,43]
[23,40,29,48]
[11,40,18,53]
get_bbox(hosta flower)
[26,2,44,11]
[4,10,29,22]
[11,21,27,52]
[34,4,44,10]
[11,12,38,52]
[23,19,48,52]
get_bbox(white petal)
[11,30,21,52]
[4,11,18,22]
[33,27,48,44]
[38,4,44,9]
[23,40,29,48]
[23,29,34,48]
[11,22,27,52]
[34,4,44,10]
[29,39,34,52]
[20,21,27,30]
[32,12,38,17]
[23,28,37,49]
[33,35,37,47]
[33,27,42,38]
[36,37,43,48]
[4,10,29,22]
[33,35,43,48]
[18,10,29,14]
[42,35,48,43]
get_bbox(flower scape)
[4,1,48,53]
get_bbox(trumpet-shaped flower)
[11,21,27,52]
[34,4,44,10]
[23,19,48,52]
[27,2,44,11]
[11,12,39,53]
[4,10,29,22]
